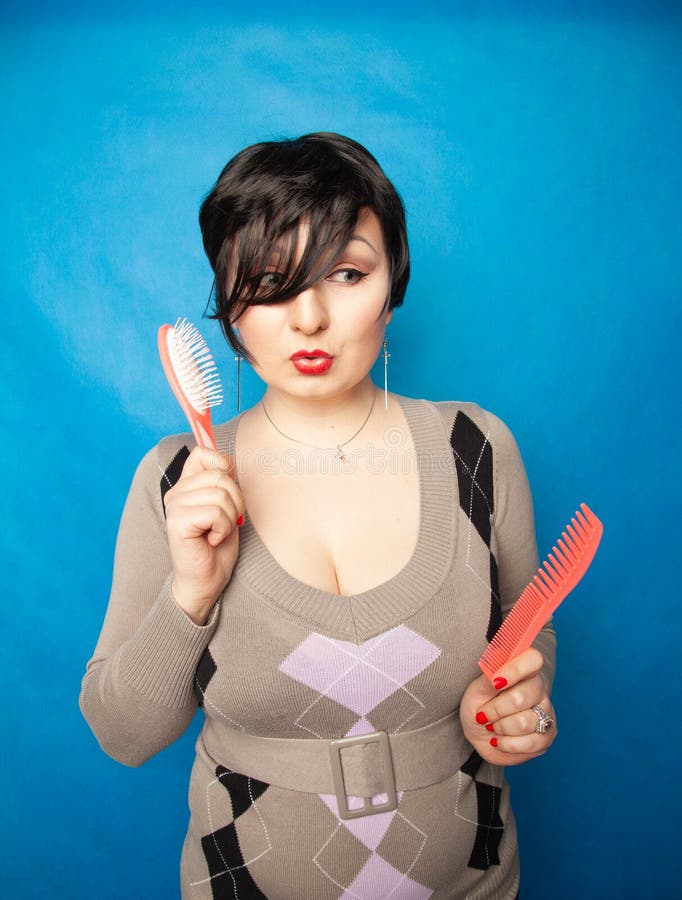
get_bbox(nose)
[287,284,330,335]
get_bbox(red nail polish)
[486,724,495,732]
[475,711,488,725]
[493,677,508,690]
[490,737,498,747]
[237,514,245,527]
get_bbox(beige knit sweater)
[81,397,555,899]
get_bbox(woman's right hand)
[163,447,245,625]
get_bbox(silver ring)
[210,452,221,469]
[532,705,554,734]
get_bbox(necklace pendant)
[335,445,346,462]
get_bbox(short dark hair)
[199,132,409,358]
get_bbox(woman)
[80,132,556,899]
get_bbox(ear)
[385,307,393,325]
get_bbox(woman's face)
[234,208,392,402]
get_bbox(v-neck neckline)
[214,396,458,641]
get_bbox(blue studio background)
[2,1,680,897]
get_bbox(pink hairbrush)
[157,318,223,449]
[478,503,603,682]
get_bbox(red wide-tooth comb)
[478,503,603,683]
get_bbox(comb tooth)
[534,572,554,598]
[537,564,553,589]
[571,514,589,542]
[576,506,597,534]
[556,536,574,565]
[581,515,597,542]
[544,552,566,583]
[545,560,565,587]
[565,523,582,552]
[549,544,570,574]
[488,608,534,654]
[581,504,599,532]
[538,560,559,591]
[507,586,540,624]
[520,583,544,614]
[566,519,584,549]
[556,544,574,573]
[560,528,578,554]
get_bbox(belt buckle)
[329,731,398,820]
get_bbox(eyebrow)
[347,234,379,255]
[263,230,379,270]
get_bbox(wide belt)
[207,713,469,820]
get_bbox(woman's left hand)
[459,647,557,766]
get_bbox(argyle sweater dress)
[80,397,555,899]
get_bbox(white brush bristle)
[168,318,223,413]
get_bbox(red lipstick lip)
[290,349,333,360]
[290,351,334,375]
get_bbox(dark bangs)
[199,133,410,360]
[221,195,361,314]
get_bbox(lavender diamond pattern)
[345,854,432,900]
[280,626,439,898]
[319,792,402,851]
[280,626,440,724]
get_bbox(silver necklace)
[261,390,377,462]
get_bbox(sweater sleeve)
[79,439,219,767]
[486,411,557,692]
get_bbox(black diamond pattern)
[469,780,504,870]
[459,751,504,871]
[461,749,484,780]
[201,822,267,899]
[488,552,502,642]
[200,768,270,899]
[450,414,507,870]
[159,445,190,514]
[449,411,502,643]
[450,412,494,546]
[215,766,269,820]
[195,649,217,707]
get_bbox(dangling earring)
[235,351,243,412]
[233,328,244,412]
[382,336,391,409]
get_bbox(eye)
[326,268,368,285]
[253,270,284,292]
